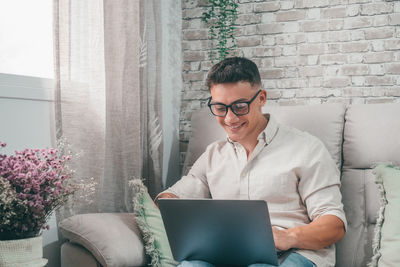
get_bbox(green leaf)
[202,0,238,62]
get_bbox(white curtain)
[53,0,181,218]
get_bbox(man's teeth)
[229,124,242,129]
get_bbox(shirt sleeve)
[298,137,348,231]
[157,148,211,199]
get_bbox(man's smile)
[225,121,246,131]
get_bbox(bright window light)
[0,0,54,78]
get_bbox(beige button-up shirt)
[163,115,347,267]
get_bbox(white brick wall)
[180,0,400,162]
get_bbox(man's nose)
[224,107,239,123]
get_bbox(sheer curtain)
[53,0,181,218]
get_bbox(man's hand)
[154,192,179,208]
[272,227,296,251]
[272,215,345,251]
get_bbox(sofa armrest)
[61,242,101,267]
[59,213,146,267]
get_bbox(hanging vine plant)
[202,0,239,62]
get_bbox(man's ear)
[260,89,267,105]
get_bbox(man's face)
[209,81,267,143]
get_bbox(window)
[0,0,53,79]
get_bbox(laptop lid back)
[158,199,279,266]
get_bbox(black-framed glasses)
[207,90,262,117]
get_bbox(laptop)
[158,199,291,266]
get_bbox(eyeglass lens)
[211,102,249,116]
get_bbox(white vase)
[0,235,48,267]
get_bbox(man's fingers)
[154,193,179,208]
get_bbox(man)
[157,57,346,267]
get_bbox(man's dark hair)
[205,57,261,90]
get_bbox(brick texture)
[180,0,400,165]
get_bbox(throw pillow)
[129,179,178,267]
[370,163,400,267]
[59,213,146,266]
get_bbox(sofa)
[59,102,400,267]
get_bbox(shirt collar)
[260,114,279,145]
[226,113,279,146]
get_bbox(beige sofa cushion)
[59,213,146,267]
[343,103,400,168]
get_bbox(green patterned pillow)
[370,164,400,267]
[129,179,178,267]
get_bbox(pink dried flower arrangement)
[0,141,75,240]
